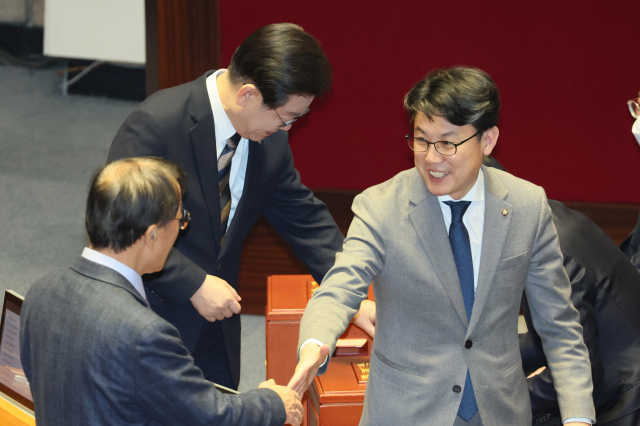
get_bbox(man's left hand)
[352,300,376,337]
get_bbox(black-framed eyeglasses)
[274,108,310,128]
[173,208,190,230]
[628,99,639,119]
[405,131,480,156]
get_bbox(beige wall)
[0,0,44,26]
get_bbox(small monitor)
[0,290,33,412]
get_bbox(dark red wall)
[219,1,640,203]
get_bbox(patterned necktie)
[444,200,478,422]
[218,133,241,246]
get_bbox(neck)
[90,245,145,276]
[217,72,245,134]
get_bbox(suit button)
[453,385,461,393]
[465,340,473,349]
[217,263,221,270]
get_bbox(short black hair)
[86,157,187,252]
[404,66,500,135]
[227,23,333,109]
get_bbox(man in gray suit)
[20,157,302,426]
[290,67,595,426]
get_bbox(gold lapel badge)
[501,209,508,216]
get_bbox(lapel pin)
[501,209,508,216]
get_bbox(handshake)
[259,300,376,425]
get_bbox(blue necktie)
[444,200,478,422]
[218,133,240,246]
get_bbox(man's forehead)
[414,113,467,138]
[415,124,460,137]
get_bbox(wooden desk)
[0,397,34,426]
[266,275,372,426]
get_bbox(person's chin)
[249,132,270,142]
[425,180,451,197]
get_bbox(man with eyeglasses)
[292,67,594,426]
[21,157,303,426]
[107,23,375,390]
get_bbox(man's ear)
[482,126,499,156]
[144,225,157,250]
[236,84,258,107]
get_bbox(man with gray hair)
[20,157,302,426]
[291,67,594,426]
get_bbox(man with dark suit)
[107,23,373,389]
[291,67,594,425]
[20,157,302,426]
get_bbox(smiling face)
[413,112,498,200]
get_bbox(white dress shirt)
[205,69,252,230]
[81,247,147,304]
[437,169,485,293]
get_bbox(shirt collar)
[206,69,238,144]
[81,247,147,302]
[437,168,485,203]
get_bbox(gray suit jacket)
[20,256,286,426]
[299,166,595,426]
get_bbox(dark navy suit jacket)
[107,71,344,387]
[521,200,640,425]
[20,256,286,426]
[620,210,640,271]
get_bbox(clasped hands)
[191,279,376,425]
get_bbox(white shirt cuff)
[563,418,593,424]
[299,338,328,368]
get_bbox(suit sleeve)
[298,193,384,374]
[135,318,286,426]
[523,188,595,421]
[563,256,605,389]
[261,142,344,283]
[108,107,207,309]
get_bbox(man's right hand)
[287,343,331,397]
[190,275,241,322]
[259,379,303,426]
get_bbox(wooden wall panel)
[238,190,640,315]
[145,0,220,96]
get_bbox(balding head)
[86,157,186,252]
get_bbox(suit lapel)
[189,71,223,253]
[408,171,469,326]
[218,139,264,259]
[70,256,148,307]
[467,166,512,334]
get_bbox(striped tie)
[218,133,240,246]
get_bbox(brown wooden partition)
[145,0,221,97]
